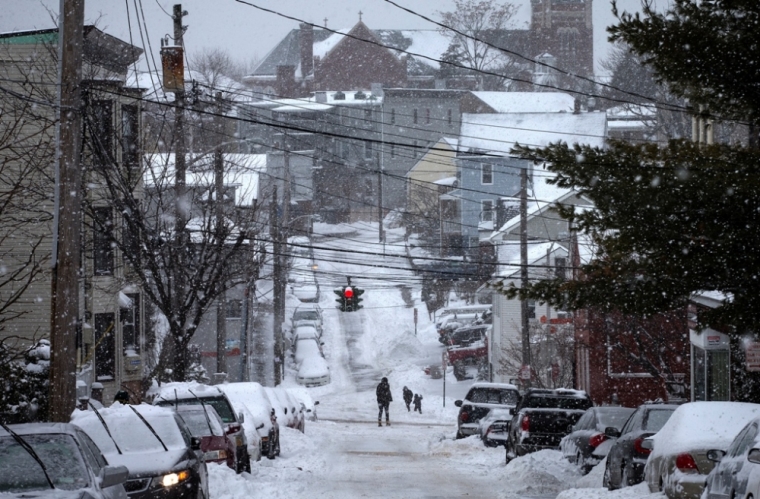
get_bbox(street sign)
[747,342,760,372]
[519,365,531,380]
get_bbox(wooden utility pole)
[519,166,531,389]
[214,91,227,377]
[49,0,85,423]
[169,4,187,379]
[270,187,283,385]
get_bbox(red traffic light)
[344,287,354,299]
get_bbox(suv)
[153,383,255,472]
[454,383,521,439]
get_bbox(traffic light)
[334,287,347,312]
[343,286,355,312]
[353,286,364,310]
[334,286,364,312]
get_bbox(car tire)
[242,451,251,473]
[456,430,464,439]
[274,435,281,457]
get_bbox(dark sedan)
[174,405,236,471]
[603,403,677,490]
[560,406,635,474]
[0,422,129,499]
[72,404,209,499]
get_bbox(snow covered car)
[265,387,304,432]
[216,382,281,460]
[644,402,760,499]
[290,275,319,303]
[603,403,677,490]
[173,405,236,470]
[72,404,209,499]
[293,337,324,365]
[0,422,129,499]
[297,354,331,387]
[560,406,635,474]
[292,324,321,342]
[455,383,521,439]
[704,414,760,499]
[152,383,258,471]
[478,408,512,447]
[291,304,323,334]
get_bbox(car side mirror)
[190,436,202,451]
[640,438,654,450]
[706,449,726,462]
[454,400,463,408]
[238,412,245,424]
[749,449,760,464]
[100,465,129,488]
[604,427,621,438]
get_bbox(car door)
[715,423,759,499]
[569,412,592,460]
[609,408,642,486]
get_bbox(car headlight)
[152,470,191,488]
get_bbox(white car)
[293,325,320,341]
[292,304,323,333]
[290,275,319,303]
[297,354,331,387]
[293,337,323,365]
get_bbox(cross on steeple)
[324,17,328,27]
[359,10,363,22]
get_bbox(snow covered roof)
[460,112,607,156]
[144,153,266,205]
[434,176,457,186]
[495,241,568,278]
[471,92,575,114]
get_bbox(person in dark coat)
[413,393,422,413]
[376,377,393,426]
[402,386,413,411]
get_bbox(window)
[390,108,395,125]
[121,104,139,169]
[90,100,113,166]
[425,108,431,124]
[481,199,494,222]
[527,300,536,319]
[555,257,567,279]
[120,293,140,354]
[227,299,242,319]
[93,207,114,275]
[481,163,493,184]
[447,109,453,126]
[364,140,373,160]
[122,201,139,264]
[413,108,418,124]
[94,313,115,380]
[364,108,373,128]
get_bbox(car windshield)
[644,408,676,431]
[0,434,90,492]
[467,388,520,405]
[597,409,635,429]
[158,396,235,423]
[177,411,224,437]
[294,311,319,321]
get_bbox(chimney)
[314,91,327,103]
[276,65,296,98]
[370,83,384,98]
[300,23,314,77]
[574,97,581,114]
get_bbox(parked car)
[446,325,489,381]
[704,415,760,499]
[505,388,593,461]
[0,422,129,499]
[293,337,324,365]
[173,405,236,471]
[603,403,678,490]
[216,382,280,461]
[454,382,521,439]
[297,354,331,387]
[292,304,323,334]
[72,404,209,499]
[292,324,320,342]
[264,387,302,432]
[478,408,512,447]
[437,313,487,344]
[560,406,635,474]
[643,401,760,499]
[283,390,306,433]
[152,383,258,471]
[290,274,319,303]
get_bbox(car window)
[727,423,758,458]
[178,410,224,437]
[294,310,320,321]
[643,408,675,432]
[159,396,236,423]
[76,431,106,474]
[597,409,635,430]
[527,395,591,410]
[0,434,91,492]
[467,388,520,405]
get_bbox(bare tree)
[436,0,520,90]
[498,321,574,389]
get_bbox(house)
[245,0,593,98]
[0,27,146,404]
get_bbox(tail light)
[589,433,607,448]
[459,411,469,423]
[634,437,651,456]
[521,415,530,432]
[676,453,698,473]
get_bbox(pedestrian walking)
[403,386,413,412]
[413,393,422,413]
[376,377,393,426]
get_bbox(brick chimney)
[300,23,314,78]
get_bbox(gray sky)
[0,0,650,75]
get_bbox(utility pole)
[270,187,283,385]
[520,166,531,389]
[170,4,188,379]
[49,0,84,422]
[214,91,227,378]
